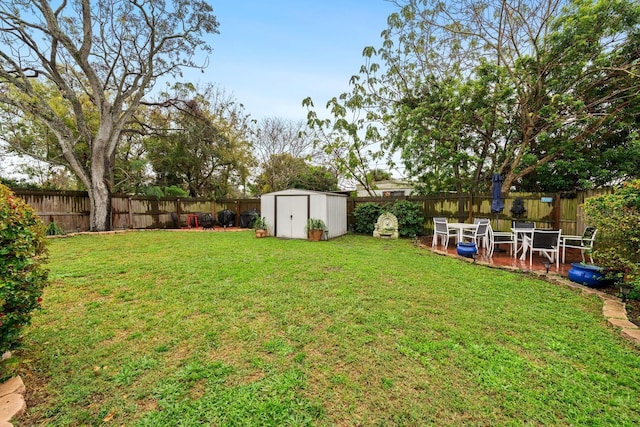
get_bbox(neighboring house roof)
[355,179,415,196]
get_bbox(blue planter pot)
[456,242,477,258]
[568,263,610,288]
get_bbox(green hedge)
[583,180,640,296]
[353,200,425,237]
[0,184,48,353]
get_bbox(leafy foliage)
[0,177,41,191]
[354,200,425,237]
[253,153,338,195]
[252,216,267,230]
[308,0,640,195]
[0,184,48,353]
[386,200,425,237]
[353,202,384,235]
[583,180,640,293]
[0,1,220,230]
[44,222,65,236]
[305,218,327,232]
[145,85,254,199]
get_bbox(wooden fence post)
[128,197,133,229]
[554,193,561,230]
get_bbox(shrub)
[143,186,164,198]
[45,222,65,236]
[583,180,640,294]
[353,200,425,237]
[385,200,425,237]
[164,186,189,197]
[353,202,383,234]
[0,184,48,353]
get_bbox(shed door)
[276,196,308,239]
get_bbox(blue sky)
[188,0,398,122]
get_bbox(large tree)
[0,0,219,230]
[303,94,385,197]
[253,153,338,195]
[252,117,318,165]
[145,84,254,199]
[314,0,639,195]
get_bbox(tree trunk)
[89,128,114,232]
[88,184,111,231]
[89,167,112,232]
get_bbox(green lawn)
[9,231,640,426]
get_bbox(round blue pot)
[568,263,610,288]
[456,242,477,258]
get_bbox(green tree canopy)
[0,0,219,230]
[306,0,640,195]
[253,153,338,194]
[144,85,254,199]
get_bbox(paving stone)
[0,378,24,399]
[581,288,600,296]
[0,393,26,423]
[621,328,640,345]
[608,318,638,329]
[603,309,627,319]
[603,300,625,310]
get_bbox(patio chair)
[473,218,491,247]
[525,229,562,268]
[461,221,490,248]
[432,217,457,248]
[487,225,515,257]
[512,221,535,257]
[561,227,597,263]
[512,220,535,229]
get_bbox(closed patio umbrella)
[491,173,504,214]
[490,173,506,252]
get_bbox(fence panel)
[15,190,90,232]
[12,188,609,234]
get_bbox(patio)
[423,235,583,276]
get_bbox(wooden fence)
[13,188,610,234]
[14,190,260,233]
[348,189,611,236]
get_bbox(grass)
[8,231,640,426]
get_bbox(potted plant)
[305,218,326,241]
[253,216,268,238]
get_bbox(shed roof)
[260,189,347,197]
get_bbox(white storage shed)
[260,189,347,239]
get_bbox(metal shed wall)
[260,189,347,239]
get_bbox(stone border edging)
[0,376,26,426]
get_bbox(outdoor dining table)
[447,223,478,245]
[511,228,534,259]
